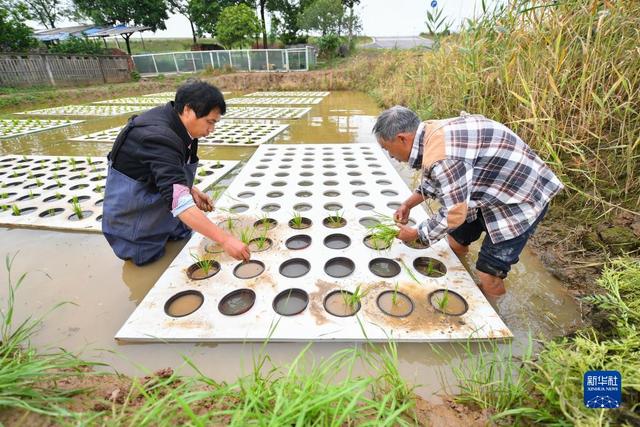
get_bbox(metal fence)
[0,54,131,87]
[132,47,317,75]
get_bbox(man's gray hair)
[372,106,420,141]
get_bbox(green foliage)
[298,0,344,36]
[186,0,253,39]
[0,4,37,52]
[267,0,312,45]
[73,0,169,32]
[216,3,261,49]
[48,36,104,55]
[130,70,141,81]
[23,0,71,29]
[317,33,342,58]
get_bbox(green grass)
[449,258,640,425]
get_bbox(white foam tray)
[93,97,172,105]
[70,121,289,147]
[224,107,311,120]
[246,91,329,97]
[116,143,512,343]
[227,97,323,105]
[0,155,238,233]
[15,105,148,117]
[142,92,231,97]
[0,119,84,139]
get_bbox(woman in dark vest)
[102,80,249,266]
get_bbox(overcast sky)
[31,0,501,38]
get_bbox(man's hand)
[191,187,214,212]
[396,224,419,242]
[222,236,250,261]
[394,203,411,224]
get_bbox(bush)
[48,36,104,55]
[317,34,342,58]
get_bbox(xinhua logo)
[584,370,622,409]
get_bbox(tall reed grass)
[347,0,640,216]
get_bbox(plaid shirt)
[409,113,563,245]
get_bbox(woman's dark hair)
[174,80,226,117]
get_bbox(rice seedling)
[11,205,20,216]
[326,210,345,227]
[239,227,253,245]
[0,204,9,212]
[70,197,83,219]
[35,178,43,187]
[392,282,400,305]
[290,211,304,228]
[55,179,63,188]
[434,288,449,312]
[397,258,422,286]
[253,231,269,250]
[69,157,76,169]
[0,192,7,199]
[54,192,63,200]
[190,252,214,276]
[342,284,369,309]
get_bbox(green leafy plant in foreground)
[290,211,305,228]
[342,284,369,309]
[70,196,83,219]
[326,210,345,227]
[11,205,20,216]
[190,252,214,276]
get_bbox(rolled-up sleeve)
[417,160,473,245]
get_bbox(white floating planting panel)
[70,121,288,147]
[247,91,329,97]
[0,155,238,233]
[226,97,323,105]
[143,91,231,97]
[93,97,172,105]
[224,107,311,120]
[0,119,84,139]
[116,143,511,343]
[15,105,148,117]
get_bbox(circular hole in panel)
[322,214,347,228]
[251,172,265,177]
[273,288,309,316]
[350,180,365,186]
[261,203,280,212]
[381,189,399,197]
[217,218,241,231]
[323,180,338,186]
[295,191,312,198]
[413,257,447,278]
[372,171,386,176]
[285,234,312,250]
[347,171,362,177]
[16,194,39,202]
[345,164,357,169]
[70,184,89,190]
[95,199,104,207]
[256,165,268,170]
[301,164,313,169]
[377,290,414,318]
[429,289,468,316]
[387,202,401,210]
[230,204,249,213]
[279,258,311,278]
[376,179,392,185]
[324,202,342,211]
[267,191,283,198]
[324,290,360,317]
[248,237,273,252]
[187,259,221,280]
[246,181,260,187]
[324,190,340,197]
[323,171,337,177]
[279,165,292,169]
[233,260,265,279]
[323,164,335,169]
[44,195,64,203]
[369,258,401,278]
[238,191,254,199]
[67,195,90,204]
[275,172,289,178]
[324,257,355,278]
[282,158,293,162]
[272,181,287,187]
[288,216,312,229]
[404,239,428,249]
[323,233,351,249]
[298,180,313,187]
[253,218,277,231]
[352,190,369,197]
[205,240,224,254]
[356,202,374,211]
[300,171,313,177]
[39,208,64,218]
[293,203,312,212]
[218,289,256,316]
[359,217,381,228]
[363,235,391,250]
[164,290,204,317]
[68,210,93,220]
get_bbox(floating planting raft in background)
[93,97,174,106]
[227,97,323,105]
[247,91,330,97]
[15,104,149,117]
[142,91,232,98]
[0,119,84,139]
[223,107,311,120]
[116,144,511,343]
[71,121,289,147]
[0,155,238,232]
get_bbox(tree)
[267,0,312,45]
[187,0,253,39]
[168,0,198,44]
[341,0,359,44]
[73,0,169,54]
[216,3,260,48]
[24,0,72,29]
[0,2,38,51]
[257,0,267,48]
[298,0,343,37]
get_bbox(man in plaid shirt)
[373,106,563,298]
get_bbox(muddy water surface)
[0,91,582,402]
